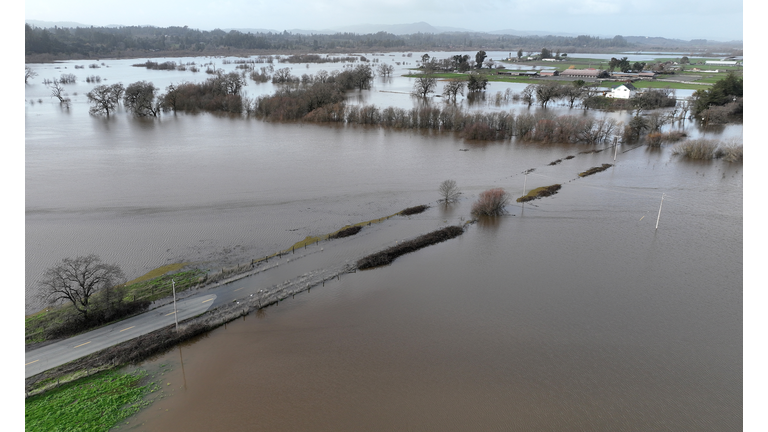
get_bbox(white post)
[655,194,665,230]
[172,279,179,332]
[614,139,618,161]
[522,175,527,198]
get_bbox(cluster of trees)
[254,68,375,120]
[691,72,743,122]
[606,57,647,73]
[86,72,249,117]
[25,23,638,59]
[270,64,374,90]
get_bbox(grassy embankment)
[25,369,158,431]
[25,266,205,345]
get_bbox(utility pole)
[655,193,666,230]
[172,279,179,332]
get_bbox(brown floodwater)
[120,145,740,431]
[26,54,741,430]
[24,53,742,313]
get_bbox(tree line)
[26,23,638,59]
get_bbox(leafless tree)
[39,254,126,319]
[25,66,37,83]
[377,63,394,77]
[412,71,437,98]
[439,179,461,203]
[59,73,77,84]
[47,79,71,106]
[535,82,564,108]
[442,79,465,103]
[124,81,160,117]
[86,83,124,117]
[521,84,535,108]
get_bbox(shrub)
[672,139,719,160]
[517,184,561,202]
[715,141,743,162]
[400,205,429,216]
[330,226,362,239]
[356,226,464,270]
[578,164,613,177]
[471,188,511,216]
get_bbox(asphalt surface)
[25,293,217,379]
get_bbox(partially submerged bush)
[647,130,687,147]
[400,205,429,216]
[471,188,511,216]
[672,139,719,160]
[517,184,561,202]
[357,225,464,270]
[715,141,743,162]
[330,225,362,239]
[578,164,613,177]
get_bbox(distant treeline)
[25,23,639,59]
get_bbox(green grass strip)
[25,369,156,432]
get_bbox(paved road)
[25,294,217,379]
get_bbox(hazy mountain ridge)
[25,19,742,46]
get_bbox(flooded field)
[26,52,742,430]
[118,143,741,431]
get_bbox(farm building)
[606,83,637,99]
[560,68,603,78]
[705,60,739,66]
[540,70,559,77]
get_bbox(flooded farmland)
[25,51,742,430]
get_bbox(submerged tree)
[439,180,461,203]
[442,79,466,103]
[25,65,37,83]
[467,73,488,92]
[86,83,124,117]
[377,63,394,77]
[124,80,159,117]
[412,71,437,98]
[46,78,70,106]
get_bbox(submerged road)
[25,294,217,379]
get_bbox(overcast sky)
[25,0,744,41]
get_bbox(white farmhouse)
[606,83,637,99]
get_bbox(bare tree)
[535,82,563,108]
[412,71,437,98]
[124,81,159,117]
[521,85,535,108]
[442,79,466,103]
[86,83,124,117]
[377,63,394,77]
[439,180,461,203]
[46,79,71,106]
[39,254,126,320]
[25,65,37,83]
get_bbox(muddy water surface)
[121,145,741,431]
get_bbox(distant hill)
[26,20,93,29]
[328,22,473,35]
[488,29,589,38]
